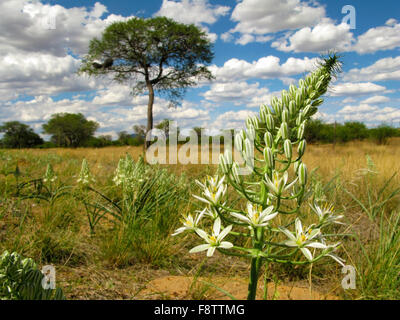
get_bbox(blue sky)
[0,0,399,138]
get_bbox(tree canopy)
[0,121,43,149]
[42,113,99,148]
[79,16,214,148]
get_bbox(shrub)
[0,250,65,300]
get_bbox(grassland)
[1,139,400,300]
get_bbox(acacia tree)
[0,121,43,149]
[79,17,214,148]
[42,113,99,147]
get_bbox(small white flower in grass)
[189,218,233,257]
[193,175,227,206]
[43,164,57,183]
[77,159,95,186]
[280,218,327,261]
[310,201,344,225]
[172,209,205,236]
[231,203,278,228]
[265,171,297,196]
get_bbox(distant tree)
[155,119,180,140]
[337,122,368,143]
[369,124,399,145]
[79,17,215,149]
[42,113,99,147]
[117,131,131,145]
[133,125,146,137]
[0,121,43,149]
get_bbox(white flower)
[193,175,227,205]
[189,218,233,257]
[77,159,95,185]
[280,218,327,261]
[231,203,277,228]
[172,210,205,236]
[43,164,57,183]
[265,171,297,196]
[310,201,344,225]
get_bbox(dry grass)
[1,138,400,300]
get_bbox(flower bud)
[298,163,307,185]
[264,132,273,148]
[232,162,242,184]
[297,121,306,140]
[282,108,289,123]
[296,111,304,126]
[297,139,306,157]
[303,104,312,116]
[289,84,297,96]
[281,90,289,107]
[264,147,274,168]
[312,98,324,107]
[284,139,292,159]
[235,133,243,151]
[224,149,233,165]
[289,101,296,116]
[280,122,289,140]
[219,154,229,174]
[244,138,254,158]
[266,114,275,131]
[260,105,268,123]
[295,91,303,107]
[247,125,256,141]
[271,96,278,110]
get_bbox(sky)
[0,0,400,138]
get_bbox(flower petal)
[295,219,303,237]
[213,217,221,235]
[219,241,233,249]
[306,242,327,249]
[230,212,250,223]
[189,244,210,254]
[172,227,186,236]
[207,246,216,257]
[217,225,232,242]
[280,227,296,241]
[195,229,209,242]
[300,247,313,261]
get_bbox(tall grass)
[0,140,400,299]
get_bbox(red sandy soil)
[139,275,339,300]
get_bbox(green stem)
[247,256,261,300]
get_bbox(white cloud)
[338,104,379,114]
[272,20,354,53]
[336,104,400,124]
[330,82,387,97]
[209,56,318,83]
[344,56,400,82]
[229,0,325,36]
[0,0,133,57]
[211,109,257,130]
[361,96,390,105]
[353,19,400,54]
[155,0,229,25]
[203,81,269,106]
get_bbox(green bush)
[369,125,399,145]
[0,250,65,300]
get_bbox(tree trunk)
[145,81,154,150]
